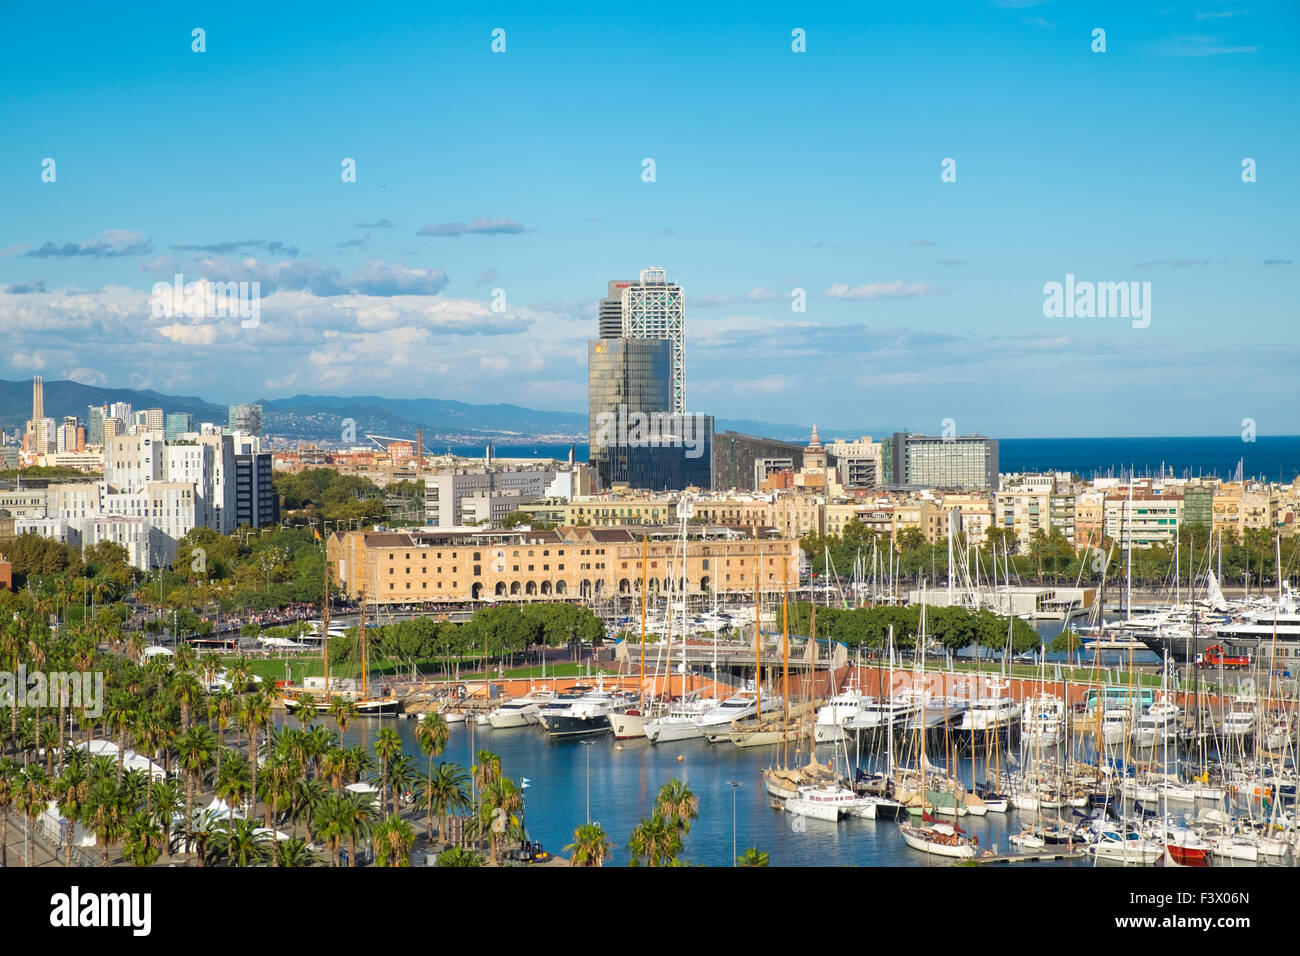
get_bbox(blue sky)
[1,0,1296,438]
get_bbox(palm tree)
[84,777,127,867]
[654,778,699,837]
[239,690,271,810]
[171,672,203,732]
[372,812,416,867]
[478,775,522,864]
[627,814,680,868]
[180,809,224,867]
[414,712,450,833]
[316,793,348,866]
[472,748,502,794]
[271,836,319,867]
[565,822,611,867]
[18,765,50,867]
[54,761,91,867]
[211,688,237,774]
[736,846,770,867]
[387,754,422,817]
[373,727,402,813]
[337,790,380,868]
[328,696,358,736]
[214,817,270,867]
[104,691,134,783]
[123,811,164,866]
[175,725,218,863]
[435,846,484,867]
[425,761,470,843]
[213,751,253,866]
[293,778,328,845]
[0,758,16,868]
[148,778,185,857]
[294,693,318,730]
[306,725,338,779]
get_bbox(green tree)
[737,846,770,867]
[627,814,680,868]
[566,822,611,867]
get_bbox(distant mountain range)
[0,379,889,444]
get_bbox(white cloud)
[825,281,936,300]
[9,350,46,369]
[64,367,108,386]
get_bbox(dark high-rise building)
[588,337,673,487]
[234,452,279,527]
[712,431,807,491]
[603,415,714,491]
[87,405,106,445]
[598,279,634,338]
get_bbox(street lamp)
[581,740,595,824]
[727,781,741,866]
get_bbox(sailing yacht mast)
[640,535,648,702]
[781,556,790,767]
[360,590,368,700]
[323,541,331,699]
[754,552,762,720]
[678,499,690,701]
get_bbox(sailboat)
[281,575,401,716]
[899,809,978,859]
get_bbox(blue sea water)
[449,436,1300,483]
[298,715,1056,868]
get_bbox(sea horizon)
[443,434,1300,483]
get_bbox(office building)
[228,403,263,436]
[87,405,106,445]
[890,432,999,491]
[166,412,197,442]
[621,267,686,413]
[600,414,714,491]
[712,430,806,492]
[588,337,673,487]
[828,436,884,489]
[598,278,634,337]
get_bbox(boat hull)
[543,715,611,738]
[899,825,976,859]
[608,711,648,739]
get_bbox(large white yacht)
[488,687,555,729]
[958,696,1022,733]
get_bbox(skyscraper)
[87,405,106,445]
[621,267,685,414]
[227,404,263,436]
[588,337,672,486]
[166,412,197,441]
[598,279,634,337]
